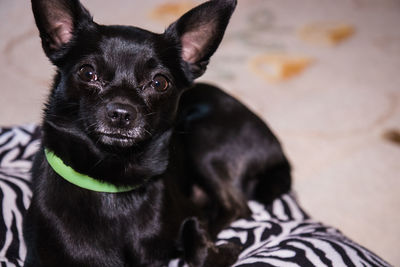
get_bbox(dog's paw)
[203,242,241,267]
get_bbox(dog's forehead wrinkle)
[100,33,156,58]
[98,37,161,86]
[101,43,143,67]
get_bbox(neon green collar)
[44,149,136,193]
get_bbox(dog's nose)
[106,102,137,127]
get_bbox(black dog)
[24,0,291,266]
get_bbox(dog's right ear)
[31,0,93,63]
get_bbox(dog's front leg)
[178,217,240,267]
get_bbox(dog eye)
[150,75,169,92]
[78,65,98,82]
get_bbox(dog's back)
[177,83,291,234]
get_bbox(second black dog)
[24,0,291,266]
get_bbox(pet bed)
[0,125,390,267]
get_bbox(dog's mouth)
[97,132,136,147]
[93,127,148,147]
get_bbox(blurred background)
[0,0,399,265]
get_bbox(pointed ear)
[31,0,93,62]
[165,0,237,79]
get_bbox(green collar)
[44,149,136,193]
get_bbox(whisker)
[143,128,152,136]
[144,112,157,117]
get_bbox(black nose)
[106,102,137,128]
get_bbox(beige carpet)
[0,0,399,265]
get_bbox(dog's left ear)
[165,0,237,79]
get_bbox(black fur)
[24,0,291,266]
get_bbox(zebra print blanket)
[0,125,391,267]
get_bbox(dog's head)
[32,0,236,149]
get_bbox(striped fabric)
[0,125,40,266]
[0,125,391,267]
